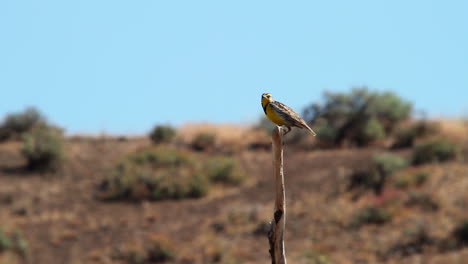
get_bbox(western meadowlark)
[261,93,316,136]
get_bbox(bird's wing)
[271,100,316,136]
[270,101,306,127]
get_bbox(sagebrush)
[21,125,65,171]
[304,88,412,147]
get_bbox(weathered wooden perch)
[267,126,287,264]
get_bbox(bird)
[261,93,316,136]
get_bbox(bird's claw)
[278,126,291,136]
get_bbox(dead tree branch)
[267,126,287,264]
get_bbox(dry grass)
[178,122,248,143]
[0,120,467,263]
[437,119,468,142]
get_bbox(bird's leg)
[283,126,291,135]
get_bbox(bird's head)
[261,93,274,106]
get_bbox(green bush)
[414,172,429,186]
[313,119,338,143]
[405,191,439,211]
[349,153,407,195]
[349,206,391,229]
[146,234,175,263]
[383,222,432,259]
[0,229,27,257]
[453,220,468,246]
[206,157,246,185]
[0,229,12,252]
[128,148,194,167]
[303,88,412,147]
[99,148,247,201]
[149,170,210,201]
[413,121,439,137]
[21,125,65,171]
[366,92,413,128]
[349,170,379,192]
[303,250,332,264]
[187,173,211,198]
[374,153,408,176]
[0,107,46,141]
[392,127,417,149]
[149,125,176,144]
[357,117,385,145]
[191,132,216,151]
[394,171,429,189]
[412,139,458,165]
[99,148,209,201]
[392,121,439,149]
[393,176,410,189]
[124,234,175,264]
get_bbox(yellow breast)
[265,104,287,126]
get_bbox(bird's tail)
[304,124,317,137]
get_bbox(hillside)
[0,120,467,264]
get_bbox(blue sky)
[1,1,467,134]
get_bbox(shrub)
[0,107,46,141]
[146,234,175,262]
[128,148,193,167]
[253,221,271,236]
[393,176,410,189]
[123,234,175,264]
[149,125,176,144]
[349,170,379,193]
[453,220,468,247]
[392,121,439,149]
[303,88,412,147]
[357,117,385,145]
[374,153,408,176]
[126,248,147,264]
[0,229,12,252]
[394,171,429,189]
[99,148,247,201]
[206,157,246,185]
[303,250,332,264]
[349,153,407,195]
[191,132,216,151]
[149,170,210,201]
[99,148,210,201]
[405,191,439,211]
[313,119,338,143]
[186,173,211,198]
[21,125,65,171]
[0,229,27,257]
[414,172,429,186]
[349,205,391,228]
[412,120,439,137]
[412,139,458,165]
[392,127,417,149]
[366,92,413,129]
[383,222,432,259]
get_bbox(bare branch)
[268,126,287,264]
